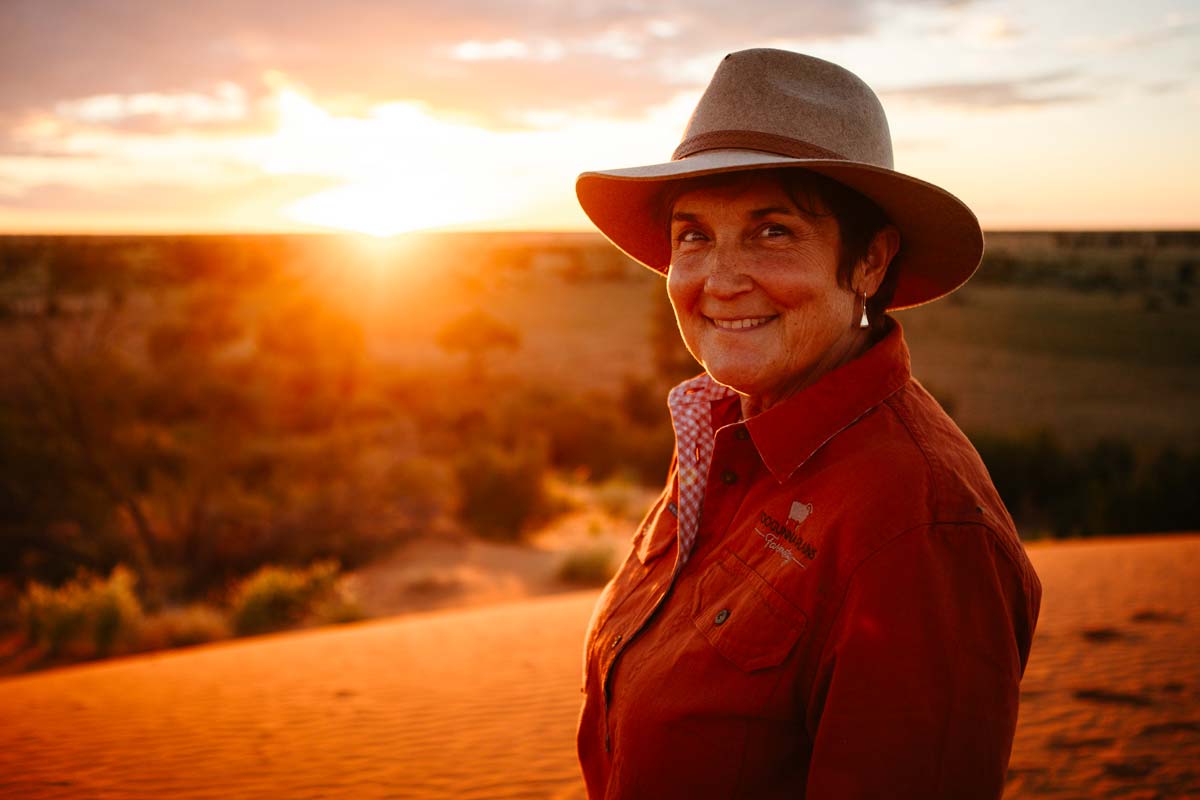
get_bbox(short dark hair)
[659,167,900,330]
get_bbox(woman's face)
[666,172,866,412]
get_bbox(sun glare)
[285,179,493,237]
[237,75,700,236]
[257,83,509,236]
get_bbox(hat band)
[672,129,847,162]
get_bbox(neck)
[739,326,874,418]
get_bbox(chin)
[701,363,762,397]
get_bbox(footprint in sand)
[1130,608,1185,624]
[1138,720,1200,737]
[1047,735,1117,750]
[1073,688,1155,707]
[1102,755,1162,780]
[1080,626,1129,643]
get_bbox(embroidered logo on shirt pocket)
[692,552,807,672]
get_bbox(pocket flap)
[692,552,806,671]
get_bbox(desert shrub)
[436,308,521,380]
[1131,447,1200,533]
[401,569,465,596]
[454,441,550,541]
[557,544,617,586]
[228,560,343,637]
[614,423,677,486]
[19,566,143,657]
[592,476,654,520]
[309,578,367,626]
[139,604,230,649]
[620,375,666,428]
[973,430,1078,535]
[499,387,675,486]
[973,431,1200,538]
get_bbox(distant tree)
[1,297,162,597]
[436,308,521,380]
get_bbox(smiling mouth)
[708,315,776,331]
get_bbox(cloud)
[1143,79,1186,96]
[0,173,343,232]
[1066,17,1199,54]
[1,0,970,129]
[55,84,248,127]
[883,70,1090,110]
[449,38,567,62]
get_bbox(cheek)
[666,268,697,319]
[665,269,705,356]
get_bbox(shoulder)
[818,377,1022,553]
[795,376,1038,606]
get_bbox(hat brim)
[576,150,984,311]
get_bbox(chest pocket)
[692,551,807,672]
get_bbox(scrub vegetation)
[1,231,1197,668]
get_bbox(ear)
[856,224,901,297]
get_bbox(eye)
[758,223,791,239]
[674,228,708,245]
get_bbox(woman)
[574,49,1041,798]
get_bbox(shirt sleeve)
[804,522,1037,799]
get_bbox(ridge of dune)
[1,535,1198,799]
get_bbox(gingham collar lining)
[667,374,738,565]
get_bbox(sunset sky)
[2,0,1197,236]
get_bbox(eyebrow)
[670,206,798,223]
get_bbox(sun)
[256,83,508,236]
[285,178,493,237]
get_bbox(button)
[735,427,750,441]
[714,608,730,625]
[610,633,622,650]
[721,470,738,485]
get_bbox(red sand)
[1,535,1197,799]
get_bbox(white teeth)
[712,316,773,330]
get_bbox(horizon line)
[2,226,1200,238]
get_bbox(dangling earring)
[857,290,870,329]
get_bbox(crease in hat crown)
[575,47,985,311]
[674,48,894,171]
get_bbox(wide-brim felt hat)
[576,48,984,310]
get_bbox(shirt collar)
[745,318,911,482]
[667,372,738,410]
[664,320,912,483]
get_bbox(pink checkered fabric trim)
[668,374,737,566]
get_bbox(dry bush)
[228,560,360,637]
[18,566,143,657]
[557,544,617,586]
[139,604,230,649]
[454,441,552,541]
[972,432,1200,538]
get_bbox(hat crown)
[680,48,894,170]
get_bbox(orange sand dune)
[1,536,1198,799]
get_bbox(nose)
[703,244,754,299]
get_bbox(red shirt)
[577,322,1042,798]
